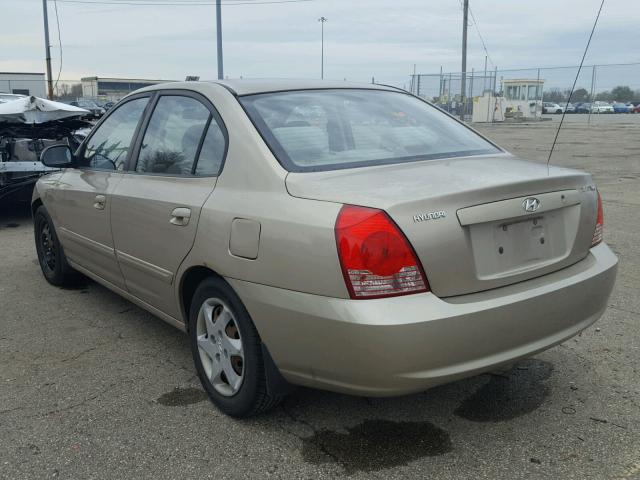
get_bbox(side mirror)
[40,144,75,168]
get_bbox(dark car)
[575,102,591,114]
[70,99,106,119]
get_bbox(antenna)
[547,0,605,166]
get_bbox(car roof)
[134,79,403,97]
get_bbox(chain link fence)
[409,62,640,122]
[4,63,640,120]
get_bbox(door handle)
[170,207,191,226]
[93,195,106,210]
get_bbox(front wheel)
[34,205,82,287]
[189,277,284,417]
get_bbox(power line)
[547,0,605,165]
[49,0,316,5]
[467,4,493,67]
[457,0,493,67]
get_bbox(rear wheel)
[189,277,283,417]
[34,205,82,287]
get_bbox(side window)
[194,120,226,176]
[136,96,210,175]
[80,97,148,170]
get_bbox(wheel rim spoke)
[197,333,218,361]
[221,333,242,357]
[221,355,242,391]
[216,307,232,328]
[203,303,216,335]
[197,334,223,381]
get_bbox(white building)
[0,72,46,97]
[81,76,174,102]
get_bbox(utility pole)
[460,0,469,121]
[216,0,223,80]
[318,16,327,79]
[41,0,54,99]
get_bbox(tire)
[34,205,83,287]
[188,276,283,417]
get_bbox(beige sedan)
[34,80,617,417]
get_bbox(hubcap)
[40,223,56,271]
[196,298,244,396]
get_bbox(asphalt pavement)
[1,115,638,479]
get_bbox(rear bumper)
[228,243,618,396]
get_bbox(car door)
[110,91,228,318]
[54,95,150,289]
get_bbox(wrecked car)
[0,96,91,202]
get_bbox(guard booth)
[472,78,544,122]
[502,79,544,120]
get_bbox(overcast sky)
[1,0,639,88]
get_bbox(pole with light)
[318,16,327,79]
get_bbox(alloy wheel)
[196,298,245,396]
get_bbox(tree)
[70,83,83,100]
[610,85,634,102]
[595,91,612,102]
[568,88,590,103]
[53,83,70,99]
[544,88,566,103]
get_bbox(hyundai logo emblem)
[522,197,541,212]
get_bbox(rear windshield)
[240,89,500,172]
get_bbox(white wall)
[0,73,46,97]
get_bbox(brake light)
[591,191,604,246]
[335,205,429,299]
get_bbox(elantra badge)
[413,211,446,223]
[522,197,541,212]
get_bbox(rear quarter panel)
[175,84,348,322]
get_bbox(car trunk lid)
[286,155,598,297]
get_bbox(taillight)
[591,191,604,247]
[335,205,429,299]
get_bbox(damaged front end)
[0,96,91,202]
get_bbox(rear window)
[240,89,500,172]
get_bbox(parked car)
[562,102,576,113]
[542,102,563,114]
[612,103,632,113]
[590,101,614,114]
[33,80,618,417]
[574,102,590,113]
[633,103,640,114]
[70,99,106,119]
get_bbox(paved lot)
[1,115,639,479]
